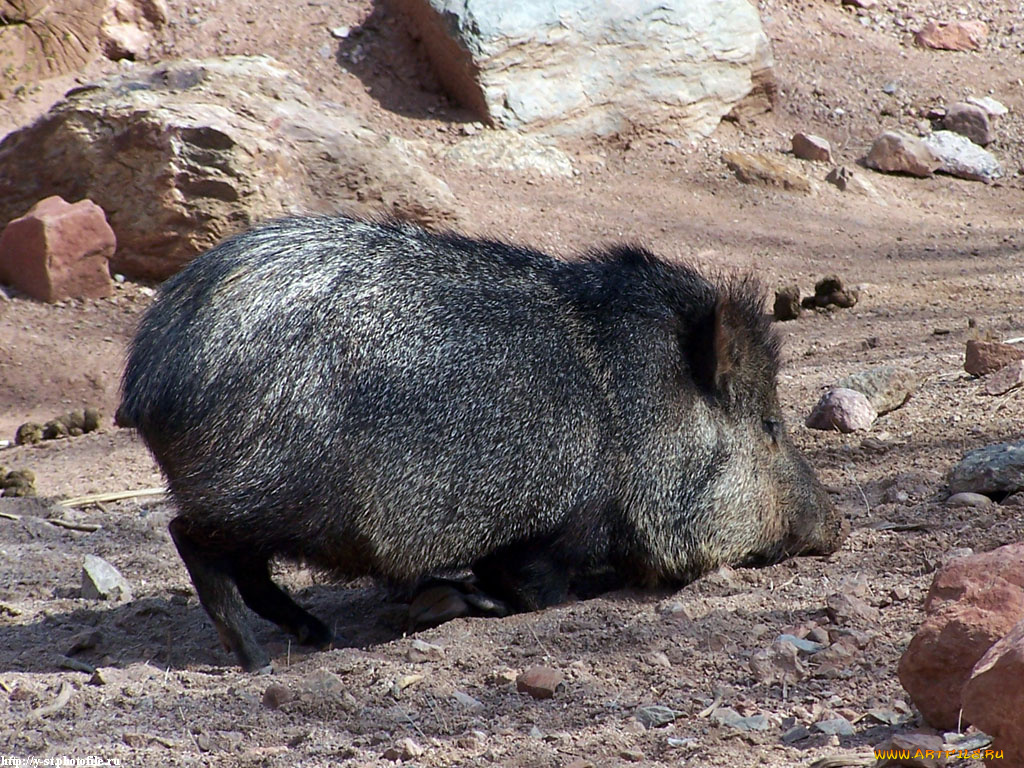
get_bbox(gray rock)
[923,131,1003,183]
[943,102,994,146]
[836,365,918,415]
[0,56,462,280]
[948,440,1024,496]
[391,0,773,138]
[635,704,679,729]
[444,132,574,177]
[775,633,827,654]
[81,555,132,601]
[814,717,855,737]
[806,388,877,433]
[452,691,485,712]
[711,707,769,732]
[407,638,445,662]
[865,131,940,177]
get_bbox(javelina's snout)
[119,215,845,670]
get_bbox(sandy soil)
[1,0,1023,766]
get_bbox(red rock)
[791,132,833,163]
[915,20,988,51]
[805,388,877,433]
[962,618,1024,766]
[865,131,940,178]
[516,666,565,699]
[965,340,1024,376]
[898,543,1024,729]
[0,196,115,303]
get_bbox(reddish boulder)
[0,196,115,303]
[897,543,1024,730]
[915,20,988,51]
[962,619,1024,766]
[965,340,1024,376]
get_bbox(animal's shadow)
[0,582,412,674]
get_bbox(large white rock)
[394,0,774,138]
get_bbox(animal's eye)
[763,418,783,442]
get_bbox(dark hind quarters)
[168,516,333,672]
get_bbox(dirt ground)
[1,0,1023,766]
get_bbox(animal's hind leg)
[231,559,333,649]
[168,516,269,672]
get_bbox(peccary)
[119,215,846,670]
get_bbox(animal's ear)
[688,295,741,400]
[687,279,777,403]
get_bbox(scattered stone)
[814,717,855,737]
[898,543,1024,729]
[452,691,484,712]
[516,666,565,699]
[391,0,773,138]
[722,151,814,193]
[865,131,940,177]
[81,555,133,601]
[841,0,877,7]
[262,684,294,709]
[826,592,881,625]
[825,165,886,201]
[407,638,445,662]
[618,748,645,762]
[923,131,1002,183]
[645,651,672,668]
[329,25,351,39]
[711,707,769,732]
[962,618,1024,766]
[445,132,574,178]
[965,340,1024,376]
[0,196,115,303]
[88,669,109,686]
[943,102,994,146]
[875,732,949,767]
[948,439,1024,496]
[983,360,1024,396]
[775,633,827,654]
[946,492,993,509]
[791,133,832,162]
[773,285,801,321]
[836,365,918,415]
[806,388,877,433]
[383,738,424,761]
[393,674,424,695]
[635,704,679,729]
[915,20,988,52]
[966,96,1008,118]
[781,725,812,743]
